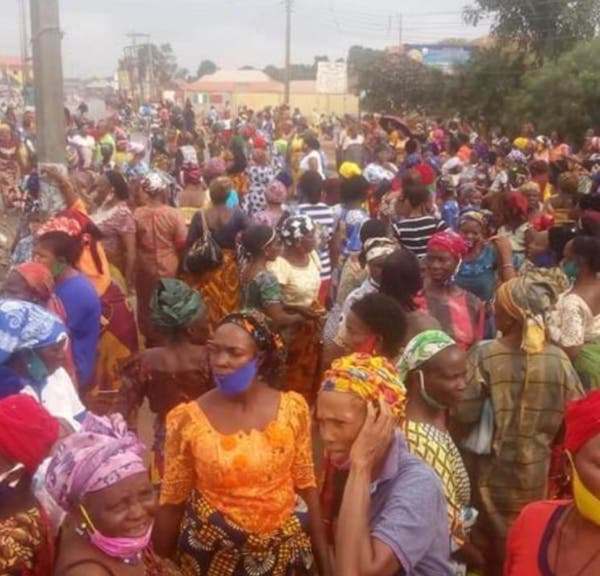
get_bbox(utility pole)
[284,0,292,105]
[17,0,30,89]
[30,0,66,164]
[127,32,152,102]
[398,13,403,52]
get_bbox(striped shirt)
[297,202,335,279]
[392,216,447,259]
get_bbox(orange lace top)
[159,392,317,535]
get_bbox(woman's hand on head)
[349,398,395,473]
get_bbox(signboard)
[405,44,473,73]
[316,62,348,94]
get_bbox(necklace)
[553,507,600,576]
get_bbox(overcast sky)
[0,0,491,78]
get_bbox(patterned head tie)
[280,215,315,246]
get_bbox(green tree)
[507,39,600,142]
[445,46,530,127]
[464,0,600,61]
[349,48,448,115]
[137,43,179,87]
[196,60,218,79]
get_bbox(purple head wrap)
[45,413,146,511]
[203,157,226,182]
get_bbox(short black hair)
[105,170,129,201]
[359,219,387,244]
[298,171,324,204]
[340,175,369,204]
[405,184,430,208]
[380,249,423,311]
[351,292,407,358]
[405,139,419,155]
[548,224,578,260]
[241,225,274,258]
[572,235,600,273]
[530,159,549,176]
[304,135,320,151]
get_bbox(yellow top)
[72,198,112,297]
[267,252,321,308]
[159,392,317,535]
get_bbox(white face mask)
[0,463,25,488]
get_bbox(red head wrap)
[427,230,468,259]
[564,390,600,454]
[414,163,436,187]
[0,395,59,473]
[506,191,529,219]
[14,262,54,301]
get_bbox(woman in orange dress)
[134,172,188,344]
[154,310,331,576]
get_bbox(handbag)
[184,209,223,274]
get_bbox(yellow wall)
[185,89,359,117]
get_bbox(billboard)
[405,44,473,73]
[316,61,348,94]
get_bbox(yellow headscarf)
[339,162,362,180]
[495,277,559,354]
[320,353,406,424]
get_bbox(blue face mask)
[562,260,580,282]
[25,350,49,383]
[213,359,258,396]
[225,190,239,208]
[532,252,555,268]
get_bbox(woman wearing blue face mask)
[155,310,332,576]
[549,235,600,391]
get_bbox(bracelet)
[501,264,515,269]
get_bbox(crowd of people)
[1,99,600,576]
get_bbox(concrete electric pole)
[284,0,292,105]
[30,0,66,164]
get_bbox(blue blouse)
[456,244,498,303]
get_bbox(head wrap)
[204,157,226,181]
[128,142,145,155]
[459,210,487,229]
[0,395,59,473]
[427,230,468,259]
[495,277,560,354]
[45,413,146,511]
[13,262,55,302]
[506,191,529,219]
[320,354,406,424]
[219,310,285,379]
[564,390,600,454]
[513,137,530,152]
[414,163,436,187]
[150,278,204,329]
[397,330,456,380]
[37,215,82,239]
[339,162,362,179]
[363,237,397,264]
[265,179,287,204]
[37,209,105,277]
[0,299,67,365]
[140,172,168,196]
[280,215,315,246]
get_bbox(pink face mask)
[79,505,153,563]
